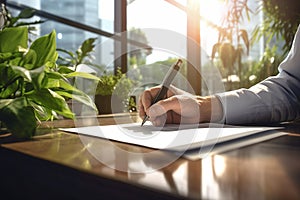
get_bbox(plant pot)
[95,94,124,114]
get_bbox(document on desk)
[60,122,285,153]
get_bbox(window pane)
[127,0,188,92]
[7,0,114,34]
[199,0,265,92]
[127,0,187,64]
[6,0,115,71]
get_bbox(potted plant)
[211,0,250,90]
[56,37,100,115]
[0,4,99,138]
[95,68,135,114]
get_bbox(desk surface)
[1,114,300,199]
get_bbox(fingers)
[138,91,147,118]
[138,86,216,126]
[148,96,179,120]
[138,87,161,118]
[138,85,183,125]
[151,114,167,126]
[148,95,203,124]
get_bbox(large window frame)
[3,0,202,94]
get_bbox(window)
[6,0,264,96]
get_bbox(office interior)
[0,0,299,199]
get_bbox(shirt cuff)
[213,94,226,124]
[215,89,257,124]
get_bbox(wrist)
[197,95,223,123]
[210,95,224,122]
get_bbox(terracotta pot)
[95,94,124,114]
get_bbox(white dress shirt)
[217,25,300,124]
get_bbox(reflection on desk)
[0,114,300,199]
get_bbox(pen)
[141,59,182,126]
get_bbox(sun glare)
[199,0,225,55]
[200,0,224,24]
[127,0,226,62]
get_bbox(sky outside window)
[127,0,225,64]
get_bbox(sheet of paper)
[60,123,285,152]
[182,129,286,160]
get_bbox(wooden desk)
[1,114,300,199]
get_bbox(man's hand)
[139,85,223,126]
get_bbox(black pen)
[141,59,182,126]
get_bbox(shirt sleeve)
[216,25,300,124]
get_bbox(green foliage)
[0,27,28,52]
[0,3,44,33]
[211,0,251,89]
[152,57,186,80]
[239,46,283,88]
[252,0,300,55]
[95,68,136,112]
[96,68,134,99]
[0,5,99,138]
[0,98,36,138]
[57,37,98,71]
[211,0,299,90]
[128,27,152,67]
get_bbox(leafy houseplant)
[0,5,98,138]
[56,37,100,115]
[57,37,98,73]
[95,68,135,114]
[211,0,250,90]
[0,3,44,34]
[252,0,300,55]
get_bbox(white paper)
[60,123,285,152]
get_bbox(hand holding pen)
[140,59,182,126]
[138,58,224,126]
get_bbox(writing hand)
[139,85,223,126]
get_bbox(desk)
[1,114,300,199]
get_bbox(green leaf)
[47,78,97,111]
[45,71,70,87]
[46,70,66,80]
[30,103,59,121]
[76,37,97,64]
[57,66,75,74]
[21,49,37,69]
[29,30,58,68]
[65,72,100,81]
[0,65,23,98]
[11,66,32,82]
[0,99,12,109]
[56,89,97,111]
[57,79,78,91]
[0,52,23,63]
[0,97,36,138]
[211,43,221,60]
[29,66,46,89]
[30,103,53,121]
[26,88,74,119]
[18,8,35,19]
[45,78,60,88]
[239,29,249,55]
[0,26,28,52]
[57,48,76,59]
[80,38,97,55]
[219,42,236,69]
[16,20,46,27]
